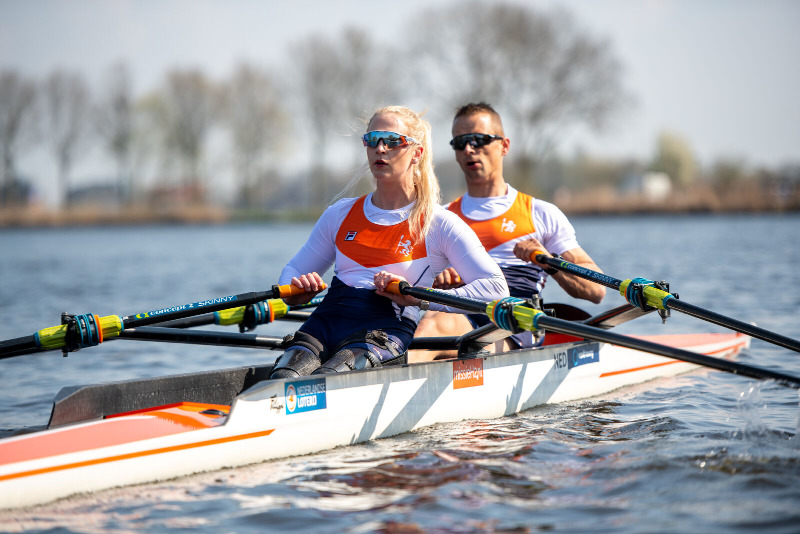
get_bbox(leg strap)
[313,330,407,375]
[269,331,326,379]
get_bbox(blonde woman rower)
[269,106,508,378]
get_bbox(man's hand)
[513,238,552,271]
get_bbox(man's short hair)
[453,102,504,135]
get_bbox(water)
[1,215,799,533]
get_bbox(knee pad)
[312,330,407,375]
[269,331,325,379]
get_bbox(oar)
[155,296,321,329]
[113,326,464,352]
[387,281,800,389]
[0,283,325,359]
[531,252,800,353]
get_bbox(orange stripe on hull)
[1,403,230,465]
[600,335,748,378]
[0,428,275,483]
[600,359,680,377]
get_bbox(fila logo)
[345,231,358,241]
[395,234,413,256]
[501,218,516,233]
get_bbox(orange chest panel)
[335,197,427,268]
[449,193,536,251]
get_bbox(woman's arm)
[425,211,509,312]
[279,204,341,285]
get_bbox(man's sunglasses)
[450,133,504,151]
[362,130,418,149]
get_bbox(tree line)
[1,2,633,212]
[6,1,789,216]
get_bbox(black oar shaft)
[120,327,287,349]
[667,299,800,353]
[392,282,487,313]
[155,309,310,329]
[0,283,324,357]
[535,316,800,389]
[534,253,800,354]
[120,327,462,352]
[121,290,276,328]
[390,282,800,389]
[0,336,39,359]
[537,254,623,290]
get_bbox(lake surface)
[1,214,799,533]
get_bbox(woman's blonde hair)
[367,105,440,242]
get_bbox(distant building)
[67,182,125,207]
[621,172,672,201]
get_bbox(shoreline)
[1,204,798,229]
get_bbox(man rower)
[411,102,605,360]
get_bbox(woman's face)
[365,113,423,186]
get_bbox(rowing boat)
[3,253,799,511]
[0,321,748,509]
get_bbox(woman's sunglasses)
[450,133,504,151]
[362,130,418,149]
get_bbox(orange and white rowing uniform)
[448,184,580,298]
[280,193,508,323]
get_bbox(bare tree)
[409,2,632,166]
[0,70,38,205]
[41,70,92,208]
[291,34,343,208]
[221,63,286,208]
[151,69,217,204]
[291,27,400,207]
[94,62,133,205]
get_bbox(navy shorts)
[297,277,416,361]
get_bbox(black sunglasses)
[450,133,504,151]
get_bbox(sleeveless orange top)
[448,191,536,253]
[335,196,427,269]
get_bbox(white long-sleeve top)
[280,193,509,321]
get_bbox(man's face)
[451,112,510,187]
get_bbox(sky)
[1,0,799,204]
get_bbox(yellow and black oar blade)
[388,281,800,389]
[532,252,800,353]
[0,283,325,359]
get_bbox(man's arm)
[552,247,606,304]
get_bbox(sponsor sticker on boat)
[568,343,600,368]
[453,358,484,389]
[285,378,327,414]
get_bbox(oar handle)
[530,250,549,262]
[386,280,408,295]
[385,280,488,313]
[277,282,327,298]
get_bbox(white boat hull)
[0,332,749,509]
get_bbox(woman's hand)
[432,267,464,289]
[284,272,326,306]
[374,270,422,308]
